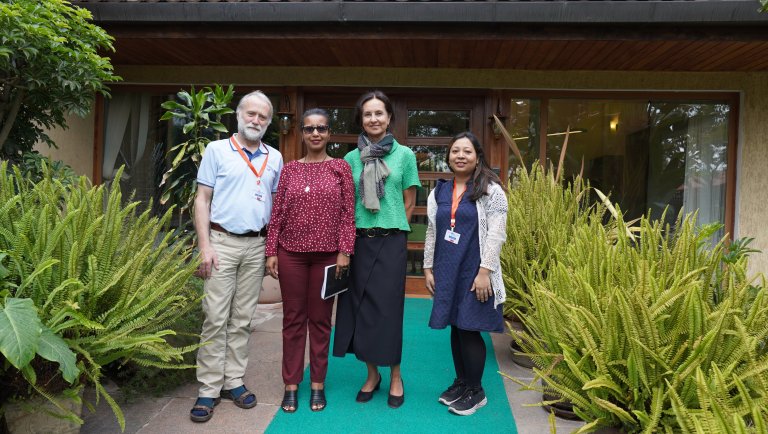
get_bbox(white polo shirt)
[197,137,283,234]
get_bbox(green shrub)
[105,277,204,402]
[0,163,200,430]
[15,152,78,186]
[509,210,768,432]
[500,163,596,318]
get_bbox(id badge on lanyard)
[231,135,270,200]
[444,180,465,245]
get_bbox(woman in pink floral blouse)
[265,108,356,413]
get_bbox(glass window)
[411,145,450,172]
[102,93,168,210]
[546,99,729,237]
[402,107,474,278]
[414,179,439,208]
[326,142,355,159]
[407,110,470,137]
[407,246,425,277]
[407,215,428,276]
[507,99,540,176]
[321,107,360,136]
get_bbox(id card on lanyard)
[444,179,465,245]
[230,134,269,201]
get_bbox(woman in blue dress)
[423,132,508,416]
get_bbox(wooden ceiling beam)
[106,38,768,71]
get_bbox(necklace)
[302,154,328,164]
[301,155,329,192]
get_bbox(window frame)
[499,90,739,236]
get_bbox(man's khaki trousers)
[197,230,265,398]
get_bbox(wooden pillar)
[278,87,304,163]
[486,90,511,182]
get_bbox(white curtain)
[683,113,726,230]
[102,93,151,180]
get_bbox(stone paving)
[80,301,584,434]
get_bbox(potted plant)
[0,163,201,432]
[496,117,597,369]
[507,205,768,432]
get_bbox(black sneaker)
[448,387,487,416]
[438,379,467,406]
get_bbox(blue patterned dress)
[428,181,504,333]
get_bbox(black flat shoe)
[388,379,405,409]
[310,389,327,412]
[281,389,298,413]
[355,374,382,403]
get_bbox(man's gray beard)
[238,119,266,142]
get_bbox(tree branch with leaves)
[0,0,119,160]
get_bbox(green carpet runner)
[266,298,518,433]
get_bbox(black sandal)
[310,389,327,412]
[281,389,298,413]
[221,387,257,409]
[189,397,221,423]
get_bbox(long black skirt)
[332,232,407,366]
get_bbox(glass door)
[304,92,486,294]
[398,97,485,286]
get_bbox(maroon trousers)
[278,248,337,385]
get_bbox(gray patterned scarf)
[358,132,394,213]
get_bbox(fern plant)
[497,116,598,321]
[507,208,768,433]
[500,163,595,319]
[0,162,201,430]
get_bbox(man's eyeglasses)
[301,125,330,134]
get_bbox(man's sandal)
[310,389,327,412]
[221,386,258,409]
[190,397,220,423]
[281,389,298,413]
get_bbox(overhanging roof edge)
[79,1,768,25]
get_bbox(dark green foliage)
[159,85,234,229]
[105,278,204,402]
[0,0,119,159]
[0,163,201,430]
[14,152,78,186]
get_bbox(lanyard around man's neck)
[230,134,269,185]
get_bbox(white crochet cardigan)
[423,182,508,308]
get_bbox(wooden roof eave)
[77,1,768,27]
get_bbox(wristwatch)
[341,252,351,257]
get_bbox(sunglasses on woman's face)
[301,125,330,134]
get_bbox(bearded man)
[190,90,283,423]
